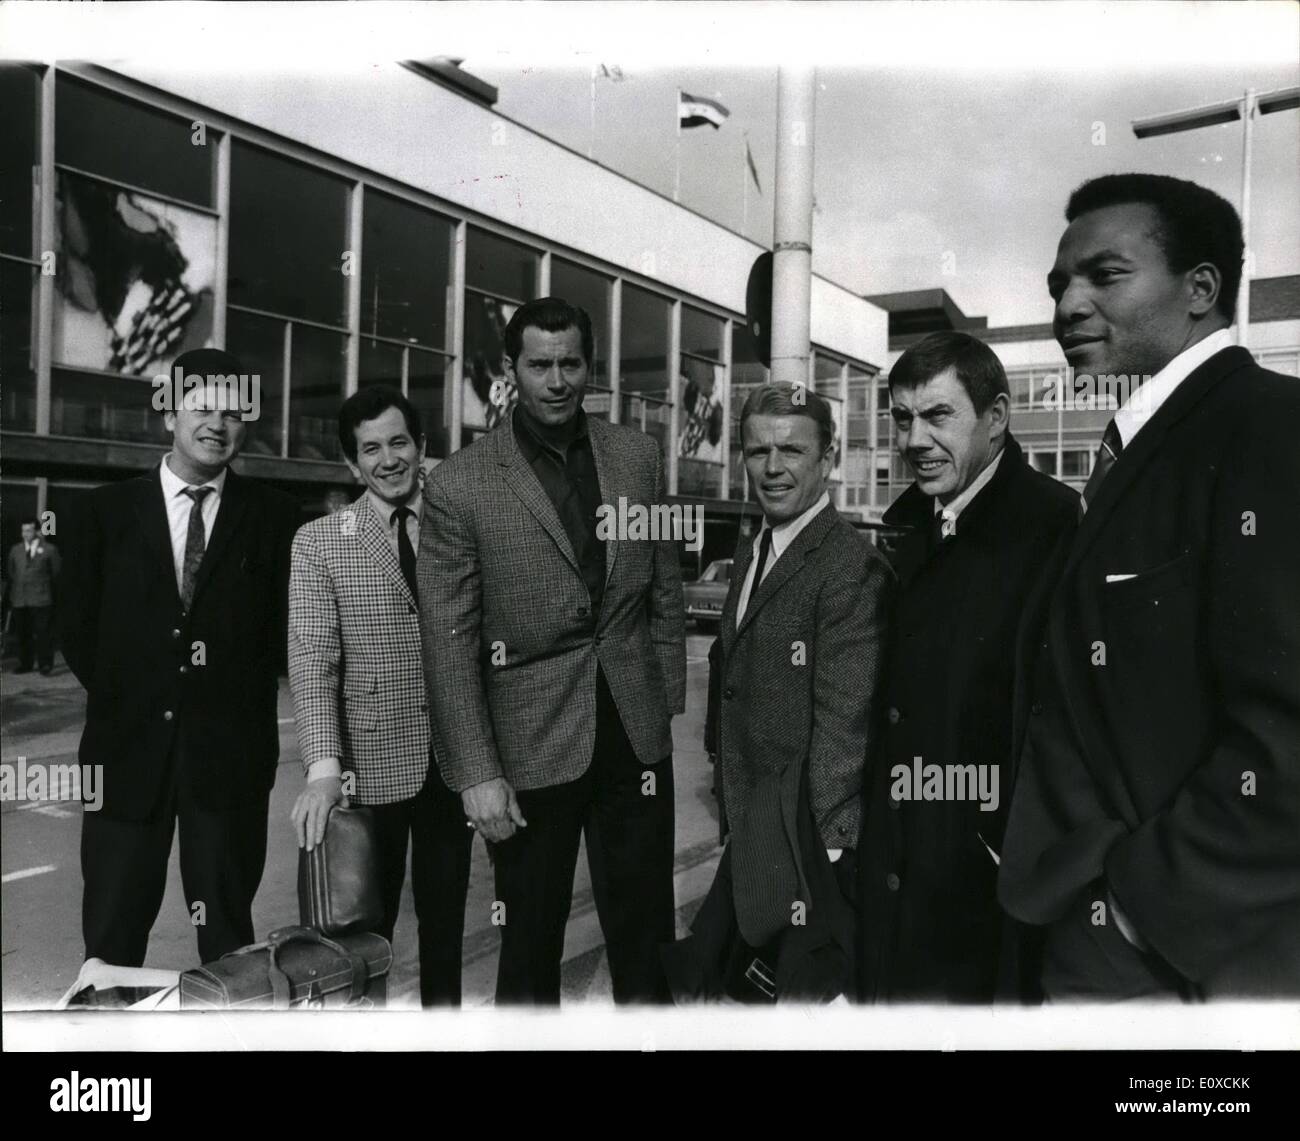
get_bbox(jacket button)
[1031,701,1043,715]
[837,824,848,835]
[723,687,735,700]
[886,872,900,891]
[163,710,174,722]
[179,665,188,675]
[577,606,588,617]
[888,796,901,811]
[887,707,901,725]
[171,628,182,639]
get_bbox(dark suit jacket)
[998,347,1300,996]
[60,466,298,820]
[420,409,686,794]
[717,500,892,945]
[859,435,1077,1002]
[6,540,60,608]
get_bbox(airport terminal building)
[0,60,889,570]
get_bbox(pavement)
[1,633,722,1009]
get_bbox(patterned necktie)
[180,486,213,610]
[391,507,418,599]
[1079,420,1124,517]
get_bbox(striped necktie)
[180,485,213,610]
[1079,420,1123,518]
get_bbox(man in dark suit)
[60,348,298,968]
[666,385,892,1003]
[999,173,1300,999]
[859,332,1077,1003]
[6,519,61,675]
[420,297,686,1005]
[289,386,472,1006]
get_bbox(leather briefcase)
[180,926,391,1010]
[298,804,382,935]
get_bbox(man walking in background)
[6,518,61,676]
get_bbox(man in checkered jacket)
[289,386,472,1007]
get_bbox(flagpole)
[742,130,748,233]
[589,65,597,160]
[674,87,681,203]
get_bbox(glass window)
[53,170,218,378]
[466,227,537,302]
[225,308,285,457]
[551,258,610,381]
[813,350,842,395]
[1030,451,1058,478]
[289,325,347,461]
[51,368,169,445]
[462,293,519,432]
[229,142,348,326]
[619,283,669,398]
[358,337,404,389]
[56,74,212,207]
[1,65,39,259]
[408,348,448,460]
[681,305,722,360]
[1062,449,1090,480]
[1,260,37,431]
[361,189,451,349]
[0,482,40,561]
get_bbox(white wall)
[104,62,887,368]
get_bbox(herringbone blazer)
[419,408,686,794]
[717,501,892,941]
[289,493,431,804]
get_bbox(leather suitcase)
[298,804,382,935]
[180,926,391,1010]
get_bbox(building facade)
[0,61,889,575]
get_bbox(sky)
[470,56,1300,327]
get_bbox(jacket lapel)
[495,411,580,574]
[355,494,415,604]
[734,501,838,642]
[189,467,248,610]
[587,417,619,585]
[134,467,182,607]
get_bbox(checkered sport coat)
[419,408,687,794]
[289,493,430,804]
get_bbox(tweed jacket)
[717,501,892,941]
[419,408,687,794]
[6,539,60,608]
[289,493,431,804]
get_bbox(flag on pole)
[679,91,730,130]
[745,138,762,194]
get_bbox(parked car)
[684,558,732,631]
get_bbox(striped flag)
[679,91,730,130]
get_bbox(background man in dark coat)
[999,173,1300,999]
[859,331,1077,1003]
[60,348,298,968]
[667,384,892,1003]
[6,519,61,675]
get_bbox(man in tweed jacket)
[420,297,686,1005]
[290,386,472,1006]
[682,384,891,1001]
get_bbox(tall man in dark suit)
[666,385,892,1003]
[6,519,61,675]
[859,332,1077,1003]
[999,173,1300,999]
[420,297,686,1005]
[289,385,473,1006]
[60,348,298,967]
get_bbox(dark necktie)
[1080,420,1124,517]
[749,526,773,603]
[180,485,213,611]
[391,507,418,599]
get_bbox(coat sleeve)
[57,491,105,688]
[287,525,343,772]
[809,543,894,847]
[418,472,503,793]
[1104,380,1300,987]
[648,443,687,714]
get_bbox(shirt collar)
[365,483,423,526]
[514,404,589,463]
[1112,327,1234,448]
[760,491,831,560]
[934,445,1005,532]
[160,454,227,500]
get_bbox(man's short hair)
[889,331,1009,415]
[1065,173,1244,320]
[337,385,423,463]
[738,384,835,453]
[503,297,595,368]
[20,518,38,530]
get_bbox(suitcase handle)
[225,926,370,1009]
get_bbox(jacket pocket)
[1099,550,1195,611]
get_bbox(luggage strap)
[223,926,369,1010]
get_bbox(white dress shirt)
[159,454,226,597]
[1112,327,1234,448]
[365,484,423,555]
[933,446,1005,539]
[736,491,831,624]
